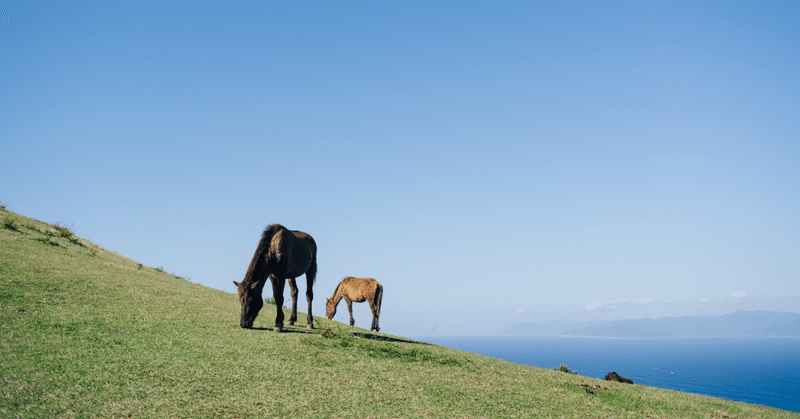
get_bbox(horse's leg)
[287,278,298,326]
[305,271,314,329]
[271,276,286,333]
[345,297,355,326]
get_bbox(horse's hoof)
[273,326,282,333]
[287,321,295,326]
[306,324,314,330]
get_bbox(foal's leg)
[271,276,287,333]
[287,278,299,326]
[369,301,380,332]
[368,301,376,331]
[345,297,355,326]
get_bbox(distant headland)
[503,310,800,338]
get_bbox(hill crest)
[1,206,795,418]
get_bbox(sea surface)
[424,336,800,412]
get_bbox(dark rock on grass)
[605,372,633,384]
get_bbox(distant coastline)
[503,310,800,338]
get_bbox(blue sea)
[425,336,800,413]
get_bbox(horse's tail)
[308,239,317,287]
[374,282,383,318]
[307,254,317,287]
[243,224,284,286]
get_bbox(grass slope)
[1,207,795,418]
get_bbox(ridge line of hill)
[2,206,796,418]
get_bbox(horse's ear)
[233,281,240,287]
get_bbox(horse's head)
[234,280,263,328]
[325,297,337,320]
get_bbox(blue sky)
[2,1,799,336]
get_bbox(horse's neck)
[242,263,269,289]
[243,236,272,289]
[330,287,347,305]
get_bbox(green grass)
[0,207,796,418]
[3,214,19,232]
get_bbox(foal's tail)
[374,283,383,318]
[373,283,384,332]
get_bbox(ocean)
[425,336,800,412]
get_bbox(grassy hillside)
[1,207,795,418]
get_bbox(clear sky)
[2,1,799,336]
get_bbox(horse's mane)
[330,277,347,299]
[262,223,285,240]
[242,224,286,288]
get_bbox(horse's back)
[341,277,380,302]
[288,230,315,249]
[268,227,316,278]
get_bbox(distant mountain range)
[503,310,800,338]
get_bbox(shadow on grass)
[250,328,430,342]
[246,315,432,345]
[351,332,431,345]
[248,327,319,335]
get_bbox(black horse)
[234,224,317,331]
